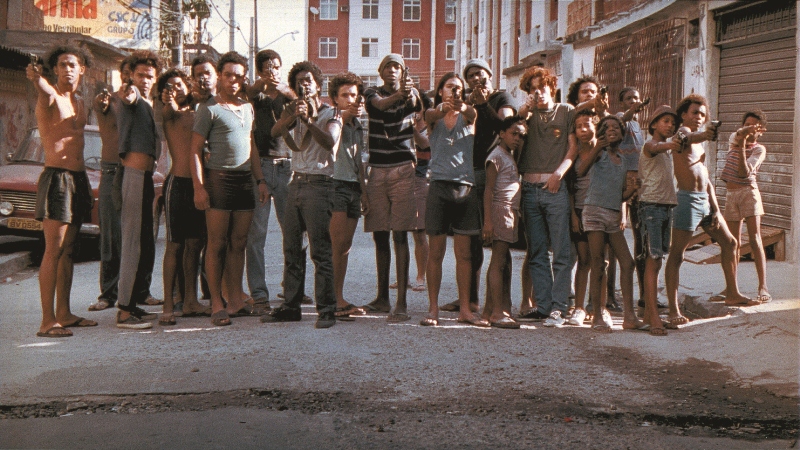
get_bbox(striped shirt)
[720,133,765,188]
[364,86,419,167]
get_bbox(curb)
[0,252,31,280]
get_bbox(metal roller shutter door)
[715,33,796,231]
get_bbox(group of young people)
[28,45,769,338]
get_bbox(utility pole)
[253,0,258,73]
[249,16,255,82]
[171,0,183,67]
[229,0,235,52]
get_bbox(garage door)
[714,1,796,231]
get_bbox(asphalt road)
[0,216,798,449]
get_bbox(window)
[319,37,338,58]
[401,38,420,59]
[445,39,455,60]
[361,75,379,87]
[362,0,378,19]
[362,37,378,58]
[444,0,456,23]
[321,75,331,97]
[320,0,338,20]
[403,0,421,21]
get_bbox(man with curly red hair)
[516,67,577,327]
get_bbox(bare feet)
[622,318,647,330]
[183,302,212,317]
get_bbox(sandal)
[334,303,365,317]
[88,299,111,311]
[211,310,231,326]
[36,325,73,338]
[386,313,411,323]
[159,314,177,326]
[491,317,521,329]
[361,302,391,314]
[62,317,98,328]
[231,304,267,317]
[457,315,491,328]
[664,315,689,329]
[419,316,439,326]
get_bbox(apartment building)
[307,0,457,96]
[455,0,798,262]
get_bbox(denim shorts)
[332,180,361,219]
[673,190,711,231]
[639,202,674,259]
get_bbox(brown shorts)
[413,174,429,230]
[364,162,417,232]
[205,169,255,211]
[723,186,764,221]
[582,205,623,234]
[490,203,519,243]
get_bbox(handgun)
[709,120,722,141]
[641,97,651,106]
[598,85,608,96]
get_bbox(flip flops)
[211,310,231,326]
[36,325,73,338]
[419,316,439,326]
[491,317,521,329]
[456,316,491,328]
[664,315,689,329]
[62,317,98,328]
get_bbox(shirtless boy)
[28,46,97,337]
[664,95,757,329]
[157,69,209,325]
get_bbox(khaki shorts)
[364,162,418,232]
[490,203,519,243]
[723,186,764,221]
[582,204,623,234]
[413,174,429,230]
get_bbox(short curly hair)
[255,49,282,73]
[328,71,364,101]
[45,45,92,71]
[597,115,626,142]
[742,108,767,127]
[190,54,216,77]
[519,66,557,94]
[156,68,190,97]
[128,50,162,74]
[216,51,248,74]
[675,94,708,126]
[618,86,639,102]
[288,61,323,94]
[566,75,600,106]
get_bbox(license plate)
[7,217,43,231]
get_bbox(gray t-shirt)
[291,105,341,176]
[428,114,475,185]
[518,103,575,174]
[193,97,254,171]
[584,149,628,211]
[333,118,364,182]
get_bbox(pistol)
[165,82,174,93]
[451,86,458,100]
[674,130,688,151]
[598,85,608,96]
[641,97,651,106]
[102,88,110,96]
[709,120,721,141]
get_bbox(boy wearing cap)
[438,59,516,314]
[361,53,422,322]
[638,106,681,335]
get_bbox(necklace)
[219,99,245,127]
[537,107,556,124]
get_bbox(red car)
[0,125,165,257]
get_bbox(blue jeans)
[521,180,572,315]
[98,162,121,304]
[281,174,335,313]
[245,158,291,300]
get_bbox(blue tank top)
[428,114,475,185]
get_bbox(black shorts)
[205,169,255,211]
[165,175,206,242]
[35,167,93,225]
[570,208,588,243]
[425,180,481,236]
[332,180,361,219]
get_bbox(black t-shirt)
[472,90,515,170]
[252,91,290,158]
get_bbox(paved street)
[0,215,798,449]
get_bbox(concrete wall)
[0,69,34,161]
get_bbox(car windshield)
[10,128,103,170]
